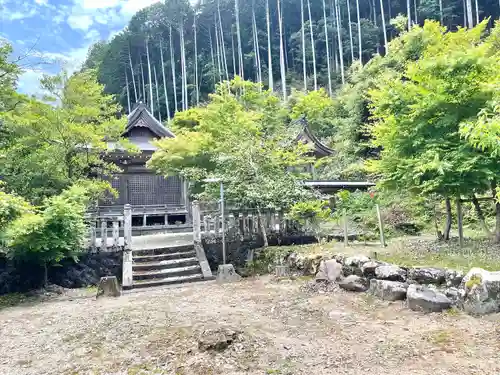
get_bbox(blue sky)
[0,0,161,95]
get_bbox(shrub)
[288,200,332,241]
[3,181,109,284]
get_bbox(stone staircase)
[131,243,208,288]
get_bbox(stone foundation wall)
[202,230,317,271]
[282,251,500,316]
[0,252,123,295]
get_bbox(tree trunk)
[258,209,269,247]
[217,1,230,83]
[471,194,491,236]
[492,182,500,243]
[145,39,154,114]
[379,0,388,53]
[179,22,188,111]
[346,0,355,63]
[322,0,332,95]
[414,0,418,24]
[434,203,444,240]
[124,67,131,113]
[439,0,443,24]
[235,0,244,79]
[443,197,452,241]
[475,0,479,25]
[335,0,345,84]
[252,3,263,88]
[160,40,171,121]
[463,0,467,27]
[356,0,362,62]
[231,28,237,77]
[43,263,48,288]
[153,65,161,123]
[266,0,274,91]
[407,0,412,29]
[301,0,307,91]
[277,0,287,101]
[193,15,199,106]
[169,26,178,113]
[128,47,138,103]
[208,27,217,87]
[466,0,474,28]
[214,17,223,82]
[140,59,146,104]
[306,0,317,91]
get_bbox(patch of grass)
[379,248,500,272]
[0,293,37,310]
[465,274,482,289]
[445,307,462,317]
[85,285,98,295]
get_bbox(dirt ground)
[1,276,500,375]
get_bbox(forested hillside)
[84,0,500,121]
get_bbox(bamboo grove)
[84,0,500,120]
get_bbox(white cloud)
[34,0,49,5]
[17,68,45,95]
[67,14,94,31]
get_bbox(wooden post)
[124,205,132,251]
[100,220,108,252]
[343,209,348,247]
[457,197,464,247]
[122,204,133,288]
[90,224,97,253]
[112,220,120,250]
[376,204,386,247]
[192,201,201,243]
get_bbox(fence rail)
[194,201,294,238]
[85,204,132,252]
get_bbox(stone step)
[133,251,197,263]
[133,265,201,280]
[132,244,194,257]
[132,257,199,271]
[131,273,207,289]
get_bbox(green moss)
[465,275,482,289]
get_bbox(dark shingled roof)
[292,116,334,157]
[125,102,175,139]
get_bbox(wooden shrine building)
[97,103,190,232]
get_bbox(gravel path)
[1,276,499,375]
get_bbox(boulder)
[290,254,323,276]
[96,276,121,298]
[198,327,241,351]
[216,264,242,283]
[338,275,369,292]
[369,279,408,301]
[461,267,500,315]
[445,269,464,287]
[442,287,465,305]
[315,260,343,283]
[374,265,407,282]
[406,284,452,312]
[408,267,446,285]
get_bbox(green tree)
[369,20,500,240]
[0,69,128,202]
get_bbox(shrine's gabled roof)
[124,102,175,139]
[292,116,334,158]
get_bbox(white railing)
[86,204,132,252]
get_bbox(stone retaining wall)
[283,251,500,316]
[0,252,123,295]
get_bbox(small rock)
[361,261,382,278]
[375,265,407,282]
[315,259,342,283]
[445,269,464,287]
[407,284,452,312]
[96,276,121,298]
[198,327,241,352]
[369,279,408,301]
[343,255,370,267]
[338,275,369,292]
[408,267,446,285]
[461,267,500,315]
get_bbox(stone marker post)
[122,204,133,288]
[192,201,214,279]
